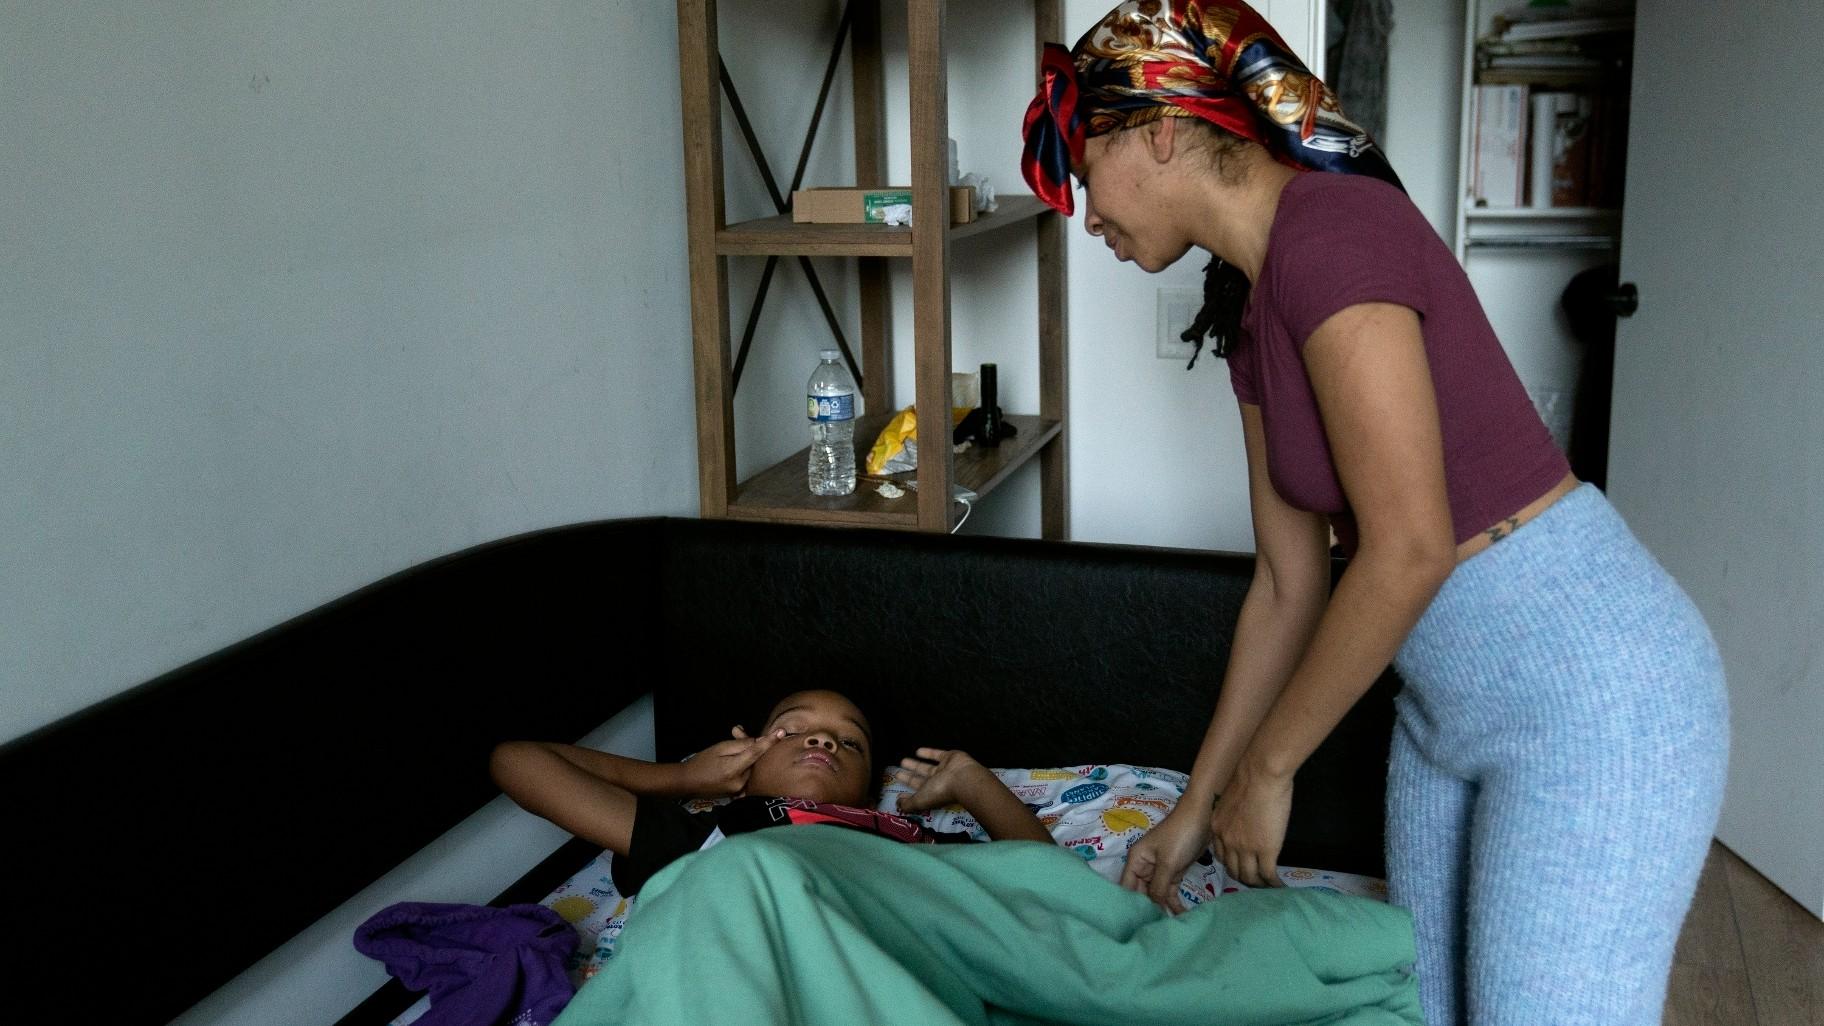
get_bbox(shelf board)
[1475,69,1628,89]
[716,194,1051,257]
[1466,206,1620,220]
[1462,205,1619,251]
[1465,234,1617,250]
[726,413,1063,530]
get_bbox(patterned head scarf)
[1021,0,1401,215]
[1019,0,1402,365]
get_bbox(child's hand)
[894,748,994,813]
[684,726,785,797]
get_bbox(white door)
[1608,0,1824,917]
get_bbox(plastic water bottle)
[806,349,858,496]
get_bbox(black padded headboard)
[653,519,1395,879]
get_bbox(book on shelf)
[1528,92,1592,207]
[1482,37,1597,57]
[1479,19,1631,64]
[1490,1,1634,41]
[1585,91,1629,208]
[1552,107,1595,206]
[1501,87,1629,209]
[1500,16,1632,41]
[1470,84,1528,208]
[1478,68,1610,88]
[1490,54,1603,69]
[1476,24,1631,85]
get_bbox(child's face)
[745,690,873,806]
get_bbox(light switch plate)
[1156,287,1202,361]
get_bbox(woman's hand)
[682,726,785,797]
[1119,806,1210,914]
[1209,757,1293,888]
[893,748,992,813]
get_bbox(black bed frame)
[1,518,1397,1024]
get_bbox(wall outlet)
[1156,288,1203,361]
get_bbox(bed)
[0,517,1398,1024]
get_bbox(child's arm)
[490,728,784,855]
[894,748,1055,845]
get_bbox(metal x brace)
[720,0,864,394]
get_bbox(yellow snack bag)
[866,407,921,476]
[865,405,973,476]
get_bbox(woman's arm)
[1179,404,1335,812]
[1118,409,1331,909]
[1212,301,1456,887]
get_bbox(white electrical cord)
[904,479,977,533]
[950,494,975,534]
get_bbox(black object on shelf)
[953,408,1017,447]
[979,363,1002,447]
[953,363,1014,448]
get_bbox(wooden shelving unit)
[676,0,1068,536]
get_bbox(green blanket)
[554,828,1423,1026]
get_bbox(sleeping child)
[490,688,1055,895]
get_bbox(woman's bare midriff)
[1454,472,1582,564]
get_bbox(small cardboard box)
[791,186,977,225]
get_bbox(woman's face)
[1075,127,1194,273]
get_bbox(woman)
[1021,3,1729,1024]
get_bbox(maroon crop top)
[1227,172,1569,556]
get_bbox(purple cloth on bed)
[354,901,578,1026]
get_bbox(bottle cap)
[819,349,841,361]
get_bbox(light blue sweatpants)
[1386,484,1729,1026]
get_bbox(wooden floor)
[1665,841,1823,1025]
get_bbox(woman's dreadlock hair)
[1179,257,1250,369]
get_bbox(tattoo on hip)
[1484,516,1522,544]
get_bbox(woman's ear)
[1146,115,1180,164]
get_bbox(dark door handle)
[1607,282,1639,318]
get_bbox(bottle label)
[808,394,855,422]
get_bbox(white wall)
[1,1,700,743]
[1382,0,1465,239]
